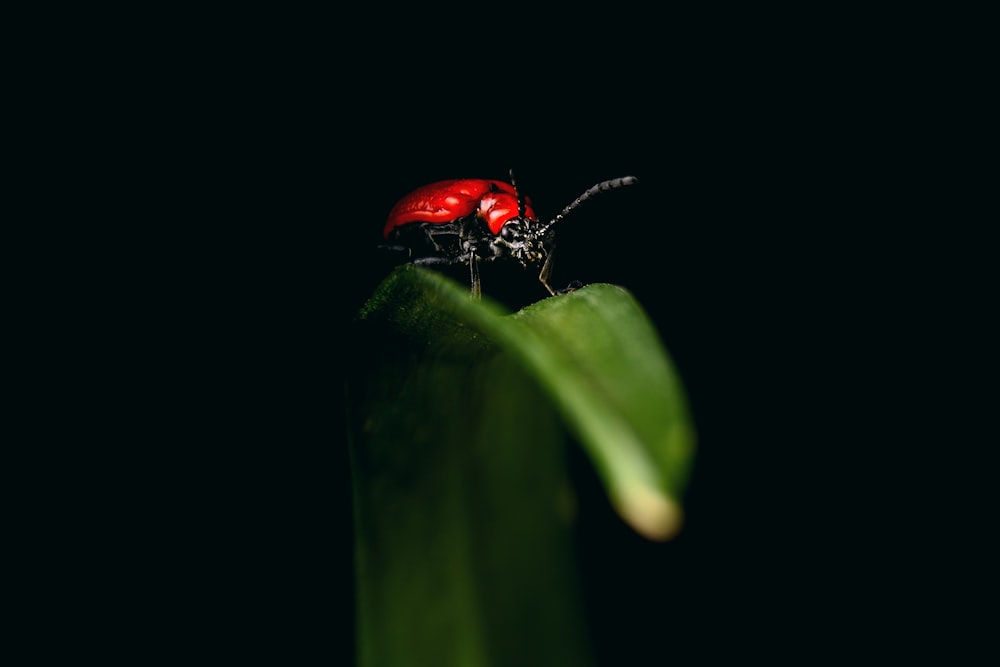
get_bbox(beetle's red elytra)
[382,170,638,297]
[384,179,538,238]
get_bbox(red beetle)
[382,170,638,296]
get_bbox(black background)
[77,12,976,664]
[200,94,867,663]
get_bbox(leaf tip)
[614,485,684,542]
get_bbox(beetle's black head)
[493,217,551,267]
[488,168,552,267]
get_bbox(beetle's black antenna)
[538,175,639,236]
[509,167,527,219]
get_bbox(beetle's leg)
[377,244,411,258]
[538,249,557,296]
[412,256,465,266]
[425,227,462,255]
[557,280,583,294]
[469,255,481,299]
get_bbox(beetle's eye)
[500,220,521,242]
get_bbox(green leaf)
[346,265,696,667]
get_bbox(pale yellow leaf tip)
[615,485,684,542]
